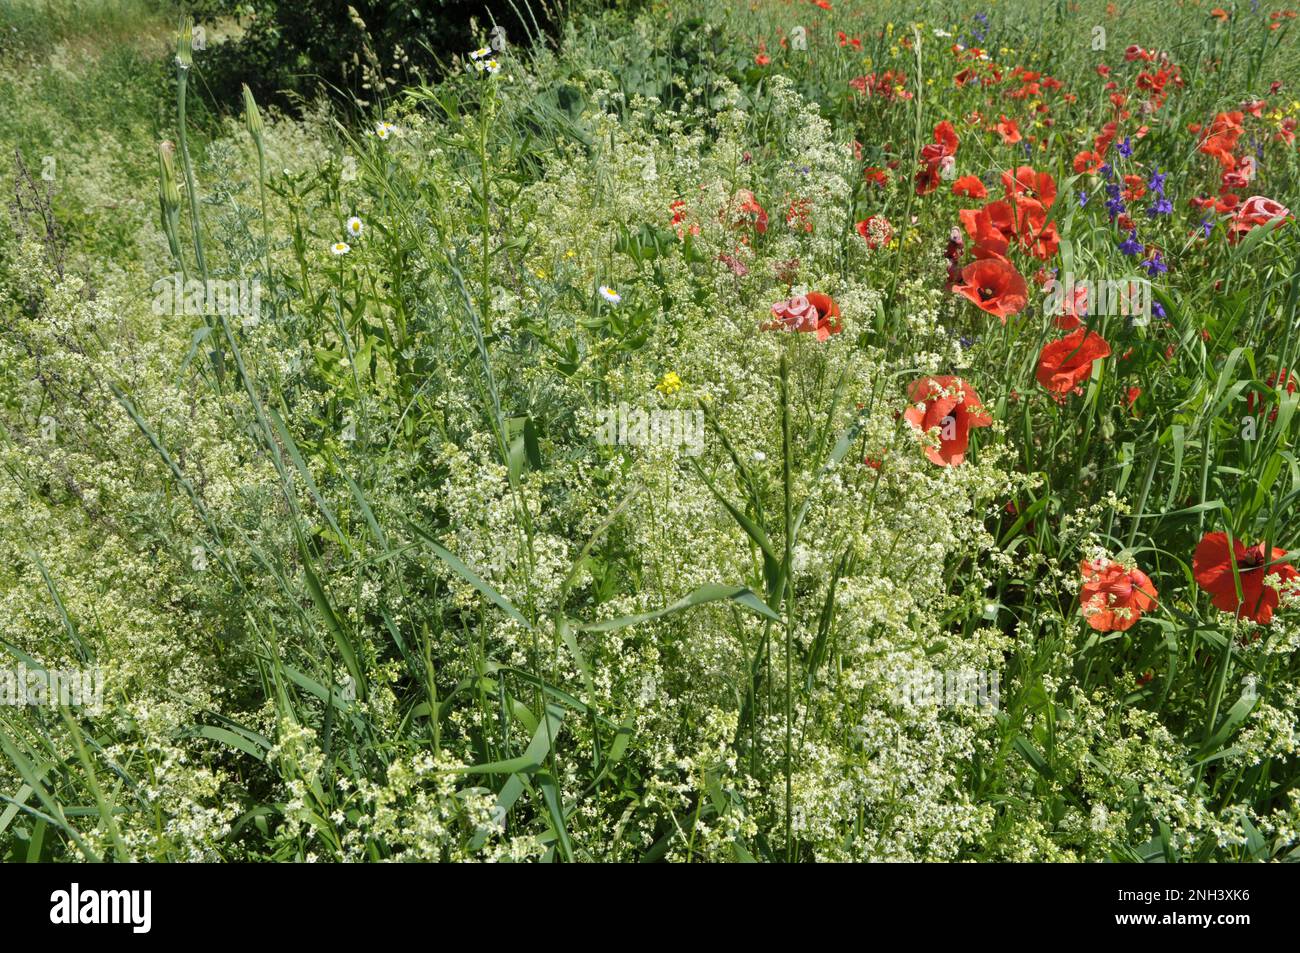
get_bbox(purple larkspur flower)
[1144,251,1167,277]
[1119,230,1144,256]
[1117,136,1133,158]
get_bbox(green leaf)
[467,705,565,852]
[576,583,781,632]
[192,725,270,762]
[1196,693,1256,759]
[408,521,533,630]
[297,529,366,700]
[535,770,575,862]
[556,615,595,702]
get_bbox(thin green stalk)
[780,354,794,862]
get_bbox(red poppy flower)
[1036,328,1112,395]
[958,205,1014,260]
[1073,150,1104,174]
[996,115,1022,144]
[1053,282,1090,329]
[1215,192,1241,214]
[1246,368,1298,422]
[916,121,960,195]
[1122,174,1147,202]
[1001,197,1059,260]
[1079,558,1158,631]
[953,257,1027,320]
[903,376,993,466]
[1193,532,1299,624]
[965,191,1057,261]
[786,198,814,233]
[855,215,894,249]
[1199,111,1244,169]
[762,292,842,341]
[1002,166,1057,208]
[670,199,700,240]
[952,175,988,199]
[723,189,768,233]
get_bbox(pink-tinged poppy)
[762,292,842,341]
[1193,532,1299,624]
[1036,328,1112,395]
[1079,558,1158,631]
[1229,195,1290,242]
[903,376,993,466]
[952,257,1027,321]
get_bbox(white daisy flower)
[599,285,621,305]
[331,242,351,256]
[470,46,491,60]
[346,216,363,237]
[485,59,501,74]
[375,121,396,140]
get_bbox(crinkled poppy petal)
[1193,532,1238,596]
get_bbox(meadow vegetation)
[1,0,1299,862]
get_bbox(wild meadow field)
[0,0,1298,863]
